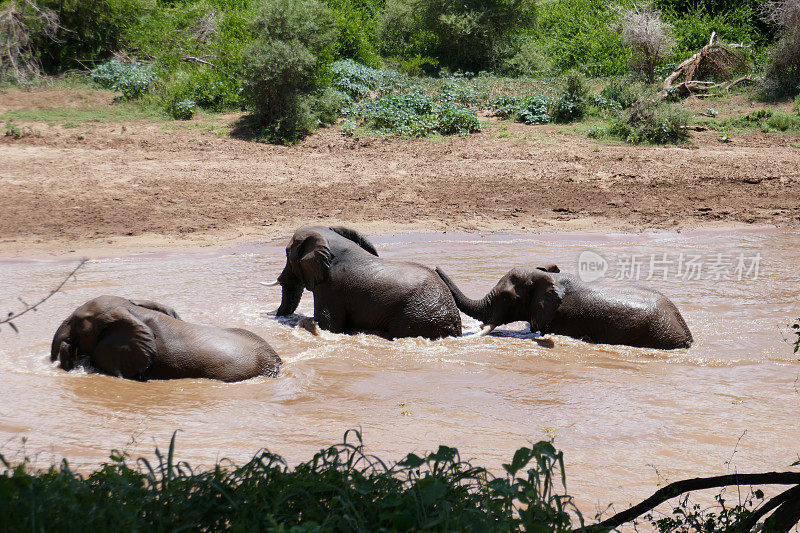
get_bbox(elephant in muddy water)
[51,296,281,382]
[435,265,693,349]
[268,225,461,339]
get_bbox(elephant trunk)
[275,265,303,316]
[435,268,494,324]
[51,318,77,369]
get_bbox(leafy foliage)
[345,89,480,136]
[378,0,537,72]
[34,0,150,73]
[535,0,630,77]
[331,58,401,98]
[761,0,800,99]
[645,491,763,532]
[0,431,583,531]
[488,72,588,124]
[241,0,339,143]
[604,99,689,144]
[90,59,157,100]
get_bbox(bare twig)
[1,258,86,332]
[0,0,63,81]
[182,55,217,68]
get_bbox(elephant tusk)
[478,324,496,336]
[259,280,281,287]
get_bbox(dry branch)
[660,41,750,99]
[1,259,86,332]
[581,472,800,531]
[0,0,63,81]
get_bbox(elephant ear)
[299,234,333,291]
[93,307,157,380]
[537,264,560,273]
[529,273,564,333]
[129,299,181,320]
[329,226,379,256]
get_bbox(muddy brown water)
[1,229,798,515]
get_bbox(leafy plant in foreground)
[0,430,581,531]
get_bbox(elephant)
[268,225,461,340]
[435,265,693,349]
[51,296,281,382]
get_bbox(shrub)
[551,70,589,122]
[437,103,481,134]
[241,0,339,143]
[0,0,61,81]
[345,89,481,136]
[761,0,800,99]
[90,59,157,100]
[380,0,537,72]
[325,0,382,66]
[498,36,552,77]
[331,58,400,99]
[666,3,759,60]
[168,98,197,120]
[34,0,150,73]
[490,93,554,124]
[535,0,630,76]
[616,2,675,84]
[600,78,644,109]
[607,99,689,143]
[795,94,800,114]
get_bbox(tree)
[617,2,675,84]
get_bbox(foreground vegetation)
[2,0,800,143]
[4,430,798,531]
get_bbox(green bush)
[552,70,589,122]
[241,0,339,143]
[795,94,800,115]
[490,93,554,124]
[346,89,480,136]
[123,1,251,112]
[324,0,382,66]
[667,3,759,60]
[331,58,401,99]
[436,102,482,134]
[600,77,645,110]
[760,0,800,99]
[0,431,582,531]
[606,99,689,144]
[379,0,537,72]
[535,0,630,76]
[90,59,157,100]
[34,0,150,73]
[168,98,197,119]
[498,36,552,77]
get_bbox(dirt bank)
[2,90,799,258]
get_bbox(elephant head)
[50,296,157,379]
[435,266,564,336]
[271,226,378,316]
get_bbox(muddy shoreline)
[2,91,800,260]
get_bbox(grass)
[0,102,166,126]
[0,430,583,531]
